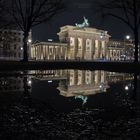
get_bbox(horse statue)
[75,17,89,28]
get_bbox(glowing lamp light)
[75,95,88,105]
[100,32,105,39]
[126,35,130,40]
[99,85,103,89]
[48,39,53,42]
[48,80,53,83]
[125,85,129,91]
[28,80,32,85]
[28,39,32,43]
[100,35,103,39]
[21,47,23,50]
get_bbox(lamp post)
[125,35,135,61]
[28,39,32,43]
[124,35,131,61]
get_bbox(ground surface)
[0,96,140,140]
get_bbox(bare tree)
[0,0,10,28]
[99,0,140,62]
[7,0,65,62]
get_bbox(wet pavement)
[0,96,140,140]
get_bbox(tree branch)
[31,0,64,26]
[17,0,25,25]
[121,0,132,28]
[103,13,134,30]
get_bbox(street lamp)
[124,35,131,61]
[28,79,32,85]
[126,35,130,40]
[48,39,53,42]
[125,35,135,61]
[125,85,129,91]
[28,39,32,43]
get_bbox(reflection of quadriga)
[75,95,88,105]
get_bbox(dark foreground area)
[0,96,140,140]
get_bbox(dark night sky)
[32,0,132,42]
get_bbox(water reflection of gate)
[59,70,109,97]
[32,70,109,97]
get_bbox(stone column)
[30,47,32,58]
[69,70,74,86]
[43,45,46,60]
[101,71,105,83]
[65,46,67,60]
[60,46,63,59]
[36,46,39,59]
[74,37,78,59]
[45,45,47,60]
[41,45,43,60]
[35,46,37,60]
[92,39,95,60]
[101,41,105,58]
[55,46,57,60]
[99,41,102,58]
[95,40,99,59]
[82,38,86,60]
[38,45,40,59]
[77,70,82,85]
[33,46,35,59]
[37,46,39,59]
[48,45,50,60]
[94,71,99,85]
[69,37,74,59]
[53,46,56,60]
